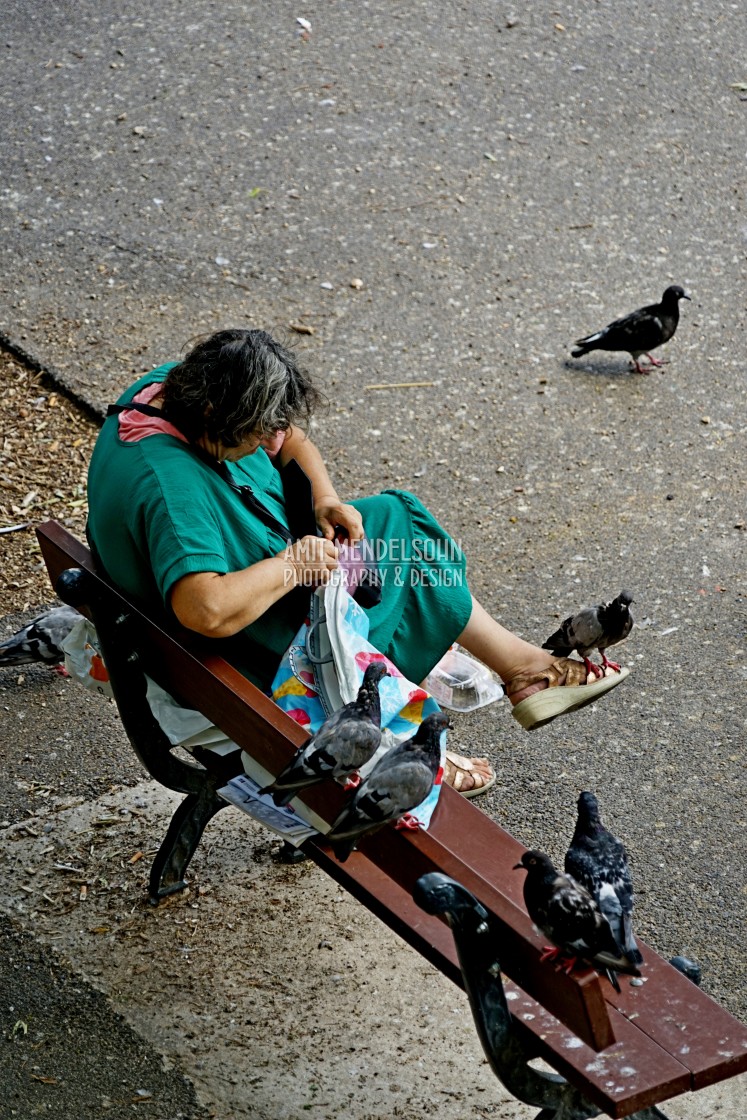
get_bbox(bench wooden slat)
[37,520,747,1117]
[500,980,691,1119]
[608,955,747,1092]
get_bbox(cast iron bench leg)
[57,567,240,904]
[414,873,670,1120]
[149,778,232,902]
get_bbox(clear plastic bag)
[422,645,504,712]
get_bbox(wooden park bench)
[38,519,747,1120]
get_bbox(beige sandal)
[507,658,630,731]
[443,751,497,799]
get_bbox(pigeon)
[324,710,448,863]
[0,604,80,672]
[564,792,643,968]
[514,849,641,992]
[542,590,634,679]
[669,955,702,985]
[571,285,691,373]
[261,662,389,807]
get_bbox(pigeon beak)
[512,861,523,871]
[682,291,692,300]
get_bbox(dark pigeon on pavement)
[325,710,448,863]
[542,590,634,679]
[261,662,389,807]
[514,849,641,992]
[571,284,691,373]
[564,791,643,968]
[669,955,702,985]
[0,604,81,671]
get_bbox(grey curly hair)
[161,329,323,447]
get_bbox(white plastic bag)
[61,618,216,745]
[61,618,113,698]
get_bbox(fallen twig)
[365,381,435,390]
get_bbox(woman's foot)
[443,751,496,798]
[455,598,630,733]
[506,658,629,731]
[505,655,591,704]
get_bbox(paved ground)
[0,0,745,1117]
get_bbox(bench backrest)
[37,520,747,1118]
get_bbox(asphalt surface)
[1,1,745,1117]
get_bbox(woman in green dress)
[87,329,628,795]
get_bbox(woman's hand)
[282,534,340,587]
[314,498,365,544]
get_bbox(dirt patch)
[0,347,99,616]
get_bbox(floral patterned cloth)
[271,577,444,830]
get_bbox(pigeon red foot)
[539,946,579,973]
[582,656,605,680]
[395,812,423,831]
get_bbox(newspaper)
[218,773,319,846]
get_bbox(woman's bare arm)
[170,535,338,638]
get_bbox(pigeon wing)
[596,304,665,355]
[329,754,434,840]
[595,843,642,965]
[0,604,81,666]
[543,606,603,658]
[545,875,601,953]
[326,752,436,862]
[308,711,382,776]
[262,704,382,805]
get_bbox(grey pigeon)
[571,285,690,373]
[514,849,641,992]
[669,955,702,985]
[0,604,80,670]
[564,792,643,968]
[325,710,448,862]
[542,590,634,679]
[261,662,389,807]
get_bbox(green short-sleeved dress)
[87,366,473,691]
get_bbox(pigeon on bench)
[571,285,690,373]
[514,849,641,992]
[542,590,634,680]
[564,791,643,969]
[325,710,448,863]
[261,662,389,807]
[0,604,80,673]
